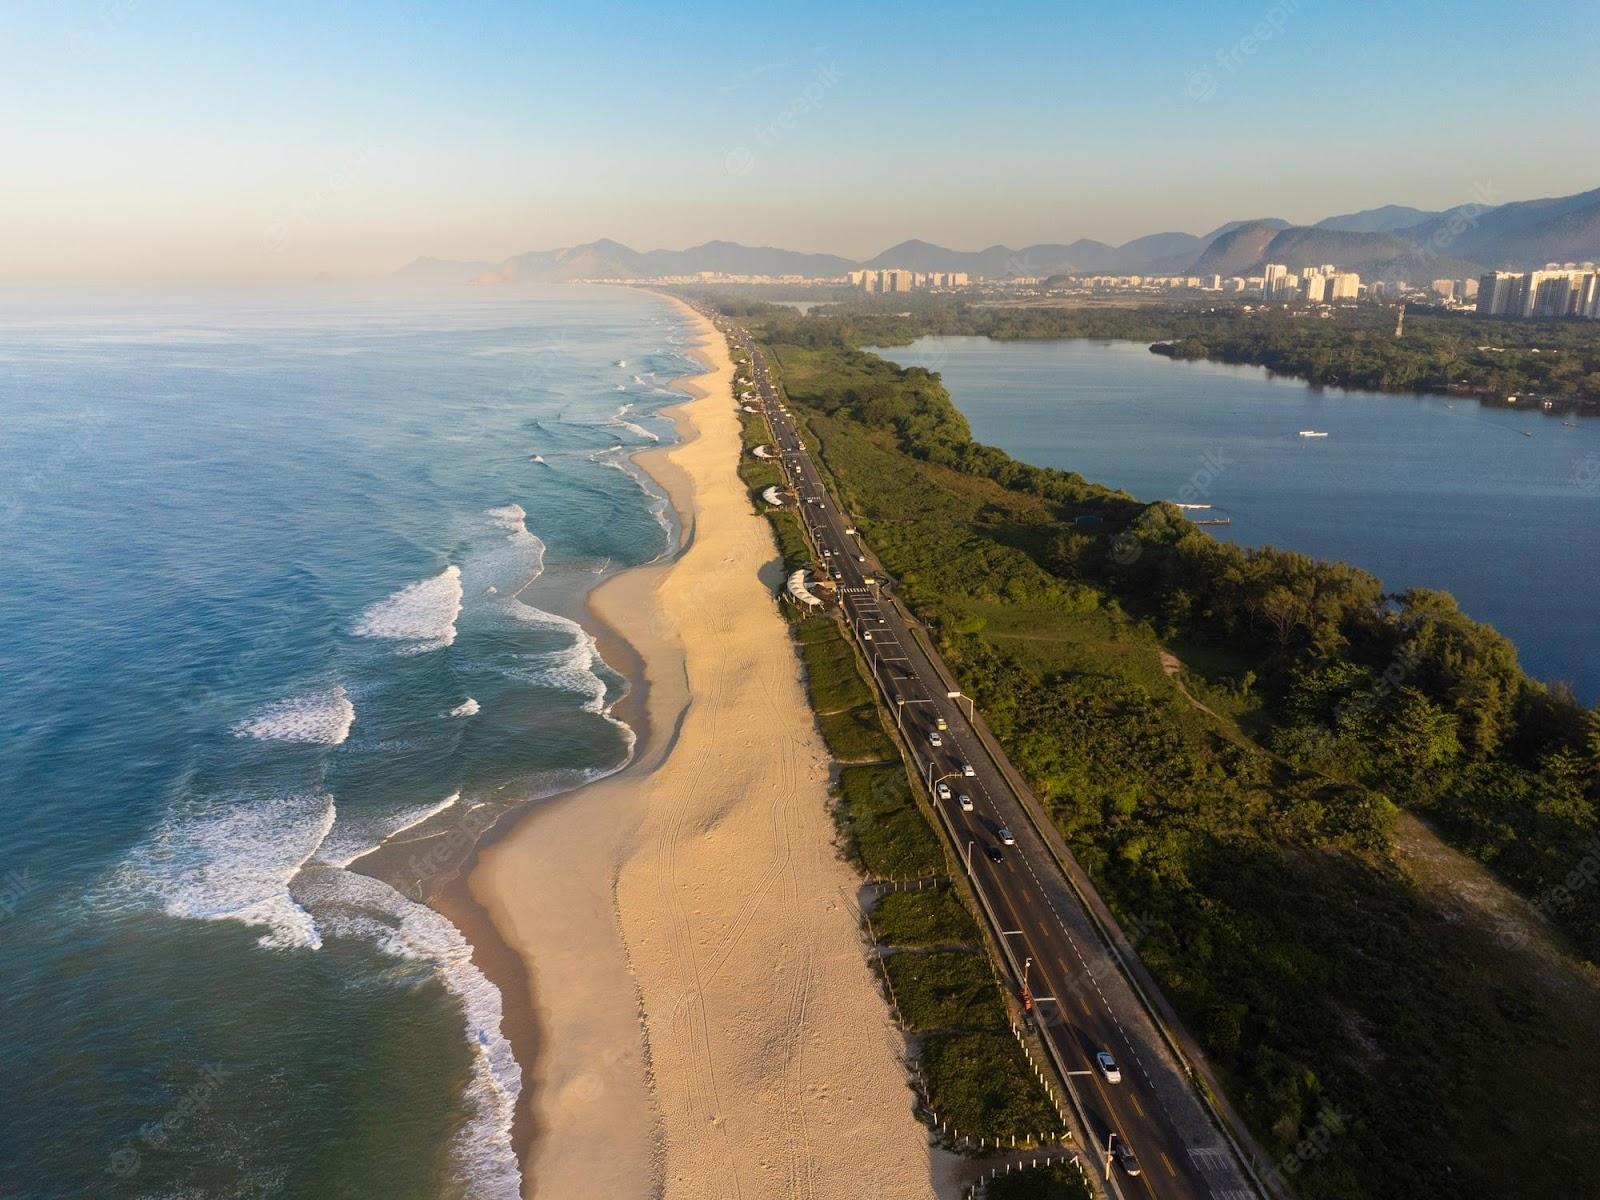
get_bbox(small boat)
[615,359,627,367]
[1169,502,1211,510]
[1298,430,1329,438]
[529,454,545,463]
[1522,431,1533,438]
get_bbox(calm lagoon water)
[0,285,694,1198]
[871,336,1600,701]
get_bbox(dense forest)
[707,295,1600,1199]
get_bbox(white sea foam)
[354,566,463,653]
[609,402,659,443]
[461,506,547,609]
[295,868,522,1199]
[590,447,676,557]
[232,686,355,745]
[498,602,609,712]
[114,791,337,950]
[312,793,460,868]
[448,697,481,718]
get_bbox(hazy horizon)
[5,0,1599,282]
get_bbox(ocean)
[871,336,1600,702]
[0,285,696,1198]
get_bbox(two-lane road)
[718,316,1261,1200]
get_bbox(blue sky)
[3,0,1597,278]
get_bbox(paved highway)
[717,316,1263,1200]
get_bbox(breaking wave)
[354,566,463,653]
[233,686,355,745]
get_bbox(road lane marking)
[1159,1152,1175,1177]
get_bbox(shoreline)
[366,304,704,1190]
[469,292,944,1199]
[462,301,705,1197]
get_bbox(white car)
[998,827,1015,846]
[936,782,952,801]
[1095,1051,1121,1084]
[862,630,873,641]
[958,794,973,812]
[961,762,976,778]
[928,731,943,747]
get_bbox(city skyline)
[4,0,1600,280]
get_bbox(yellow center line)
[1079,996,1092,1017]
[1160,1151,1176,1177]
[1132,1095,1144,1118]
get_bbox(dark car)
[1112,1136,1141,1177]
[984,844,1004,864]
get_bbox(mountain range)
[396,186,1600,286]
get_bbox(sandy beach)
[471,294,942,1199]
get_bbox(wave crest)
[354,566,463,653]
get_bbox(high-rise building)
[1329,273,1361,301]
[1302,272,1328,303]
[1476,271,1519,315]
[1431,278,1457,301]
[1261,263,1287,298]
[1582,273,1600,319]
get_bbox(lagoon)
[871,336,1600,702]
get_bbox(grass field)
[917,1030,1063,1140]
[985,1161,1094,1200]
[834,764,945,879]
[881,951,1008,1033]
[869,886,982,947]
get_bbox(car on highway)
[998,827,1015,846]
[935,782,952,801]
[958,793,973,812]
[862,630,872,641]
[1095,1051,1121,1083]
[961,761,976,777]
[934,716,947,731]
[984,844,1004,864]
[928,730,942,747]
[1111,1136,1141,1177]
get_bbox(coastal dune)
[472,296,940,1199]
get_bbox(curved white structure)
[786,569,822,609]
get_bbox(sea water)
[0,284,696,1198]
